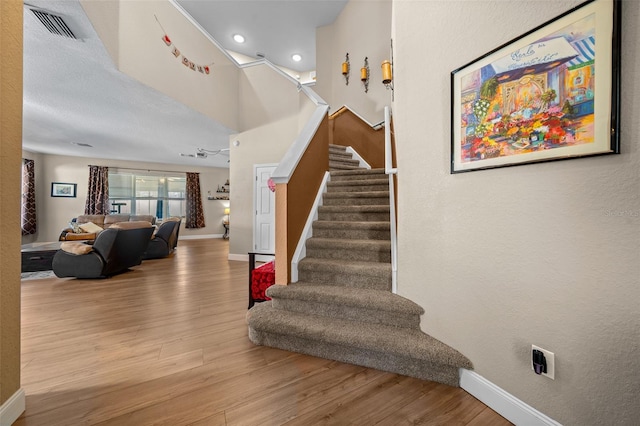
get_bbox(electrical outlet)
[532,345,555,380]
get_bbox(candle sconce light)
[361,57,370,93]
[342,53,350,85]
[381,59,393,92]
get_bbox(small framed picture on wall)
[51,182,77,198]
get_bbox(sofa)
[59,214,156,241]
[53,221,155,278]
[142,217,182,260]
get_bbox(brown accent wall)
[0,0,23,406]
[275,115,330,284]
[330,108,385,168]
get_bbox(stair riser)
[312,228,390,240]
[329,164,361,171]
[297,269,391,290]
[248,330,461,387]
[323,197,389,206]
[330,174,386,182]
[329,153,353,160]
[327,185,389,193]
[330,158,360,166]
[270,298,420,329]
[317,212,390,222]
[306,247,391,263]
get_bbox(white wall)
[392,0,640,424]
[315,0,392,124]
[229,115,301,257]
[23,153,229,243]
[228,64,318,258]
[82,0,240,131]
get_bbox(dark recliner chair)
[53,225,154,279]
[142,218,181,260]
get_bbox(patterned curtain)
[85,166,110,215]
[21,159,37,235]
[185,172,205,228]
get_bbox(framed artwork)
[51,182,77,198]
[451,0,621,173]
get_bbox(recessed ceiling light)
[233,34,245,43]
[292,54,302,62]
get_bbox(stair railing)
[384,106,398,294]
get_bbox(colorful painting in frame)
[451,0,620,173]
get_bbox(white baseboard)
[229,253,276,262]
[0,388,25,426]
[179,234,222,240]
[460,369,561,426]
[228,253,248,261]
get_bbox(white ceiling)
[21,0,346,168]
[175,0,347,73]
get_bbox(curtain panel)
[85,165,110,215]
[21,158,37,235]
[185,172,205,228]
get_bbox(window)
[108,170,186,220]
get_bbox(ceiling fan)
[180,147,230,159]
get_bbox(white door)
[254,165,277,253]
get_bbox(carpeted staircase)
[247,144,472,387]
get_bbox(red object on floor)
[251,260,275,302]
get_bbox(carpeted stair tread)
[266,283,420,329]
[267,283,423,316]
[323,191,390,199]
[330,168,385,177]
[318,205,389,213]
[329,163,361,171]
[306,237,390,252]
[329,144,347,151]
[328,178,389,187]
[248,302,473,371]
[329,151,354,160]
[298,257,391,276]
[312,221,390,231]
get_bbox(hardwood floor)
[18,239,511,425]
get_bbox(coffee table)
[21,242,63,272]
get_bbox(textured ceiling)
[22,0,345,168]
[23,0,235,168]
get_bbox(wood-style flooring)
[18,239,511,425]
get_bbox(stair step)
[306,237,391,262]
[329,151,354,161]
[312,221,390,240]
[330,168,386,181]
[329,162,362,171]
[298,258,391,290]
[327,178,389,194]
[323,191,390,206]
[247,302,473,387]
[329,144,347,152]
[317,207,390,222]
[266,283,422,329]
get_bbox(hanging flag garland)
[155,15,213,75]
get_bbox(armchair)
[143,218,182,260]
[52,223,154,278]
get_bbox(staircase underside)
[247,144,472,387]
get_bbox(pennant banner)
[155,16,213,75]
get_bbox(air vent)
[30,9,76,39]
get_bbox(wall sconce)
[342,53,350,85]
[381,60,393,91]
[361,57,369,93]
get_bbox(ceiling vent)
[30,8,77,39]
